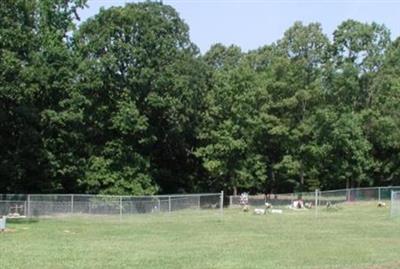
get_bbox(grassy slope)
[1,203,399,269]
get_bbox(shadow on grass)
[6,218,39,224]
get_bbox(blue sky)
[79,0,400,53]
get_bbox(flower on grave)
[239,193,249,206]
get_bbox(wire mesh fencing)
[0,194,27,217]
[229,186,400,216]
[0,192,223,218]
[229,191,317,209]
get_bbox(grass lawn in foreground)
[1,203,400,269]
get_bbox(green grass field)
[1,203,400,269]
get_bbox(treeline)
[1,1,400,195]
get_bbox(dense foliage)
[1,1,400,195]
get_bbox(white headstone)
[0,217,6,231]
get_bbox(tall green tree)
[364,38,400,186]
[265,22,329,191]
[0,0,86,193]
[328,20,391,110]
[197,44,270,195]
[70,2,209,194]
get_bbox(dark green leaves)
[1,3,399,195]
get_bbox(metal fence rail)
[0,192,224,218]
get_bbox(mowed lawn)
[1,203,400,269]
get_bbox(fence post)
[315,189,319,218]
[71,194,74,214]
[198,195,201,210]
[119,196,122,221]
[27,194,31,218]
[390,190,394,217]
[229,195,233,208]
[378,187,381,202]
[24,200,27,216]
[220,191,224,217]
[168,196,171,213]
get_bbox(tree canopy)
[1,2,400,195]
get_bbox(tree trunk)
[300,164,305,191]
[271,170,275,193]
[267,167,276,194]
[233,186,237,196]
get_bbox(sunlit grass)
[1,203,399,269]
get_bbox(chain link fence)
[229,186,400,214]
[3,187,400,218]
[230,190,316,209]
[0,192,223,218]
